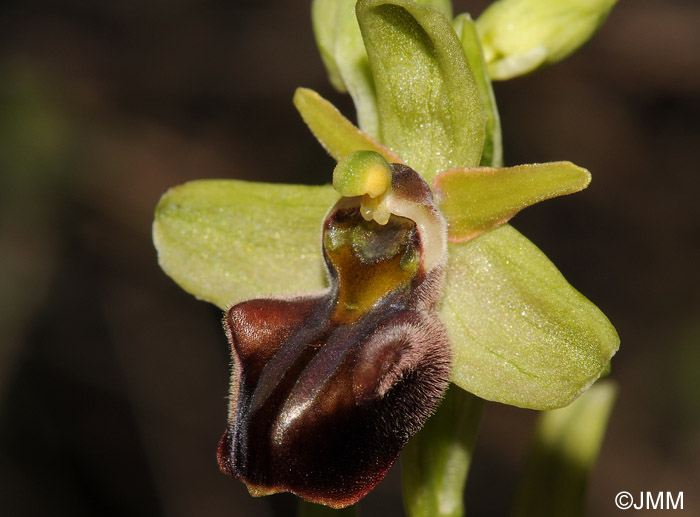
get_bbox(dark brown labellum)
[218,164,451,508]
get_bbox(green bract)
[476,0,618,80]
[153,0,619,413]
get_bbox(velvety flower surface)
[217,158,451,507]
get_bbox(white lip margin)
[325,192,447,275]
[384,195,447,274]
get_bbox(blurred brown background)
[1,0,698,515]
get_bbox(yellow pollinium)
[363,163,391,198]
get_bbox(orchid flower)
[153,0,619,510]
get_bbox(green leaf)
[153,180,338,309]
[512,381,617,517]
[434,161,590,242]
[453,14,502,167]
[293,88,402,164]
[357,0,485,179]
[402,385,483,517]
[476,0,619,80]
[298,500,358,517]
[312,0,380,137]
[440,224,619,410]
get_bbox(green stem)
[511,381,618,517]
[401,385,484,517]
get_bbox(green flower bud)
[476,0,618,80]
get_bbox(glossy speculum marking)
[217,163,451,508]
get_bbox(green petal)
[153,180,338,309]
[434,161,591,242]
[293,88,402,164]
[312,0,379,137]
[402,386,483,517]
[513,382,617,516]
[440,225,619,410]
[357,0,485,179]
[453,14,502,168]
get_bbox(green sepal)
[440,224,619,410]
[357,0,485,179]
[453,14,502,168]
[293,88,402,164]
[434,161,590,242]
[402,385,483,517]
[312,0,379,137]
[310,0,455,137]
[512,381,617,517]
[153,180,338,309]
